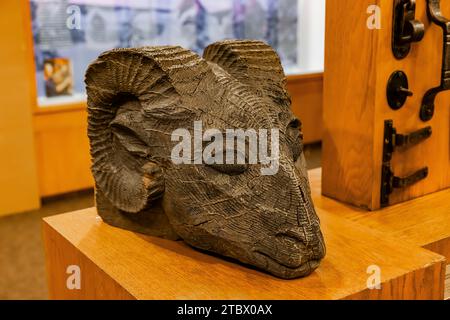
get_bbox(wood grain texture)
[43,205,445,300]
[323,0,450,210]
[33,109,94,197]
[0,0,40,215]
[310,168,450,263]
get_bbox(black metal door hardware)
[387,70,413,109]
[381,120,431,207]
[420,0,450,121]
[381,165,429,207]
[392,0,425,59]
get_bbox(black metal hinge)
[380,120,431,207]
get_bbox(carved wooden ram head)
[85,40,325,279]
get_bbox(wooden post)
[323,0,450,210]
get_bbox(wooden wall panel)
[0,0,40,215]
[288,73,323,144]
[34,108,94,197]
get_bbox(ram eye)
[205,150,249,175]
[207,163,249,175]
[287,118,304,162]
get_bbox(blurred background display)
[30,0,314,107]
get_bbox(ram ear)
[203,39,291,106]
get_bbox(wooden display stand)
[43,171,449,300]
[323,0,450,210]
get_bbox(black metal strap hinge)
[381,165,429,207]
[381,120,431,207]
[383,120,432,162]
[393,167,429,188]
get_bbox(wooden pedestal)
[43,170,448,300]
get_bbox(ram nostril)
[277,228,309,246]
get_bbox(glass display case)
[30,0,325,108]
